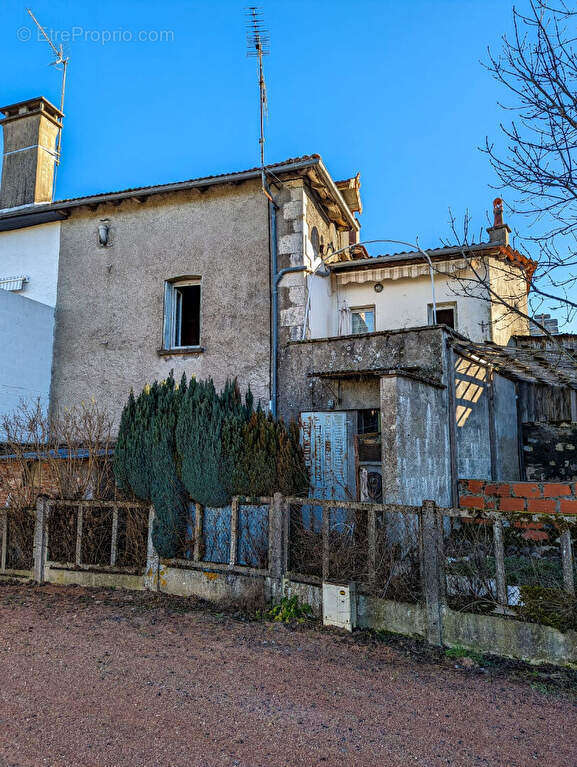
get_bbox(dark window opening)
[310,226,320,258]
[175,284,201,347]
[435,307,455,329]
[357,409,380,435]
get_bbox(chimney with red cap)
[486,197,511,246]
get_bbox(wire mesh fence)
[287,499,422,602]
[1,509,35,573]
[6,490,577,637]
[443,512,577,631]
[165,499,270,571]
[47,502,77,565]
[237,504,269,568]
[45,500,148,573]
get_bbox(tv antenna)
[26,8,69,184]
[246,7,269,172]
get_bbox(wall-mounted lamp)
[98,220,110,247]
[374,283,383,293]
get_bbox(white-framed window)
[428,301,457,330]
[350,305,375,335]
[163,278,202,350]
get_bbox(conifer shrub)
[114,374,308,556]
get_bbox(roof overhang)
[0,154,359,232]
[451,338,577,388]
[0,209,67,232]
[330,242,536,279]
[336,173,362,214]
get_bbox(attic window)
[163,279,201,349]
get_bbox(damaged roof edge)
[0,154,359,231]
[313,158,360,231]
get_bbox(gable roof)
[0,154,360,232]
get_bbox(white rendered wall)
[0,221,61,307]
[308,271,493,342]
[0,290,55,436]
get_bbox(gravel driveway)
[0,583,575,767]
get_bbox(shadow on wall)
[454,357,487,428]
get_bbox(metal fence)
[5,492,576,645]
[164,497,271,575]
[286,497,422,602]
[0,509,36,576]
[37,498,149,579]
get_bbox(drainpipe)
[262,171,280,416]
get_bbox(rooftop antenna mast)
[246,7,269,177]
[26,8,69,189]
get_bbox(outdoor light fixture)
[98,221,110,247]
[374,283,383,293]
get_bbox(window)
[351,306,375,335]
[163,279,201,349]
[428,302,456,330]
[357,409,380,435]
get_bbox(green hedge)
[114,375,308,557]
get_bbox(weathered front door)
[300,412,349,500]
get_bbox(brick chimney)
[486,197,511,246]
[0,97,63,211]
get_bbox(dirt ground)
[0,583,575,767]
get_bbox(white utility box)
[322,582,357,631]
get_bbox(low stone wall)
[458,478,577,515]
[441,606,577,667]
[45,566,144,591]
[151,562,274,604]
[284,580,577,668]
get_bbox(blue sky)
[2,0,571,326]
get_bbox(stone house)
[0,94,575,510]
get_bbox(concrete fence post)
[33,496,48,583]
[1,511,7,573]
[229,497,239,568]
[419,499,444,646]
[144,505,160,591]
[269,493,287,581]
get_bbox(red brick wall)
[458,479,577,515]
[0,460,60,508]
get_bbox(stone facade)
[276,180,353,344]
[523,423,577,482]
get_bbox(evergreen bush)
[114,374,308,556]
